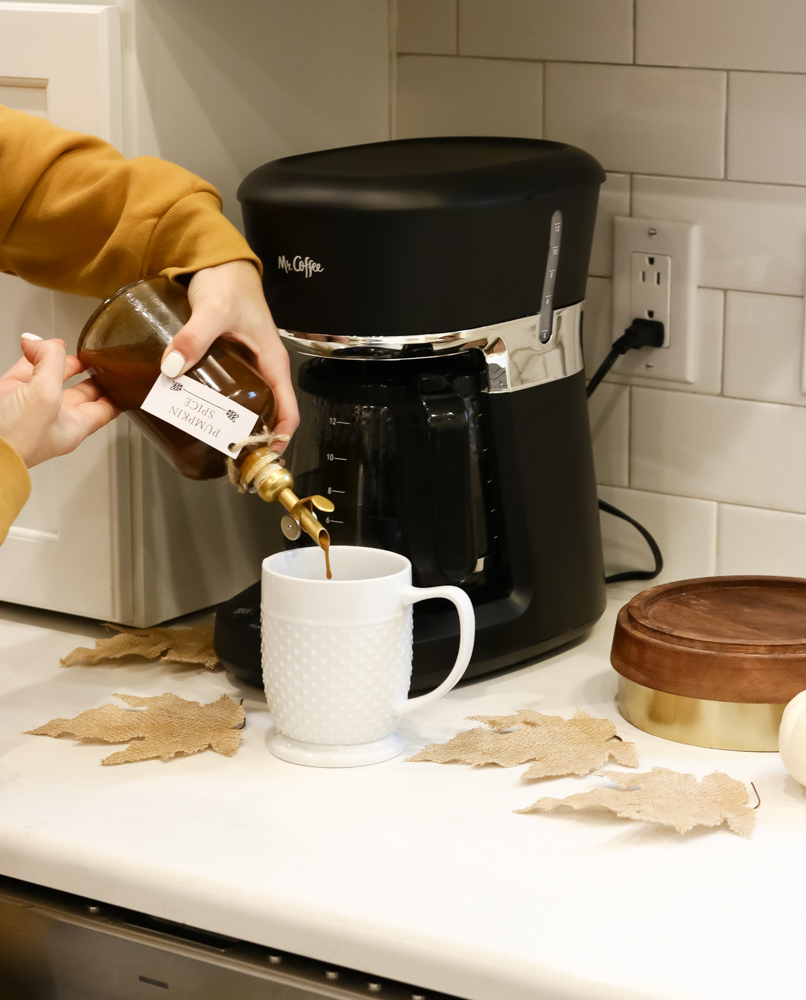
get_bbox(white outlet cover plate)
[612,216,700,383]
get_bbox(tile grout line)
[723,71,730,180]
[388,0,398,140]
[631,170,806,190]
[397,50,806,77]
[623,381,806,413]
[626,384,632,489]
[632,0,636,65]
[395,51,806,78]
[718,290,726,398]
[595,480,806,521]
[714,502,723,575]
[602,376,806,409]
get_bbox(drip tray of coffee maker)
[215,583,263,687]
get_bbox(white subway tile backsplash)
[632,176,806,297]
[544,64,726,179]
[589,173,630,278]
[589,382,629,487]
[727,73,806,186]
[636,0,806,74]
[631,389,806,514]
[397,0,456,55]
[393,5,806,564]
[599,485,717,583]
[396,56,542,140]
[585,287,723,395]
[718,504,806,578]
[723,292,806,407]
[458,0,633,64]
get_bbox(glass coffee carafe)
[286,345,506,598]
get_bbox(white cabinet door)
[0,4,129,620]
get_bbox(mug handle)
[397,585,475,715]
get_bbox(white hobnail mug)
[261,545,475,767]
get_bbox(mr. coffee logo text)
[277,255,324,278]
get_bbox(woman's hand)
[0,335,118,467]
[159,260,299,448]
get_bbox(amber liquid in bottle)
[78,276,332,566]
[78,277,274,480]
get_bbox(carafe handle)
[420,387,477,581]
[397,585,475,714]
[394,380,478,585]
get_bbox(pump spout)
[237,446,334,552]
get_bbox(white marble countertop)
[0,587,803,1000]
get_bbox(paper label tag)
[141,374,259,457]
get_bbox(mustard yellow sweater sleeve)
[0,437,31,545]
[0,105,261,298]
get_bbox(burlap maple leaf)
[26,692,244,765]
[61,625,219,670]
[518,767,755,837]
[407,709,638,778]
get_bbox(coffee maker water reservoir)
[215,137,607,690]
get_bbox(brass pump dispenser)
[238,446,335,573]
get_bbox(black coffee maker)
[215,137,607,690]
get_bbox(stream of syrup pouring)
[319,533,332,580]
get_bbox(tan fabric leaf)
[61,625,219,670]
[26,692,244,765]
[518,767,755,838]
[407,709,638,778]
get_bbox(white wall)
[133,0,391,225]
[396,0,806,583]
[16,0,391,222]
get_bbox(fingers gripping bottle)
[77,276,333,567]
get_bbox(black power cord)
[586,318,665,399]
[587,318,665,584]
[598,500,663,583]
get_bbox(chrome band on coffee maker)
[278,299,584,395]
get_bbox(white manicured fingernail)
[161,350,186,378]
[21,332,42,341]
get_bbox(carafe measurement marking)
[327,454,347,461]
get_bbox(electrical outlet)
[631,252,671,341]
[612,217,700,383]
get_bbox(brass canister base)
[617,676,784,752]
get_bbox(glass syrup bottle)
[77,275,333,566]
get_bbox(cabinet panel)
[0,4,127,619]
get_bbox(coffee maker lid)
[238,137,604,214]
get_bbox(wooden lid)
[611,576,806,703]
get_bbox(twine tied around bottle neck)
[226,427,290,492]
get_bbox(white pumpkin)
[778,690,806,786]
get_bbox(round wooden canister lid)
[611,576,806,751]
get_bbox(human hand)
[0,335,119,467]
[159,260,299,447]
